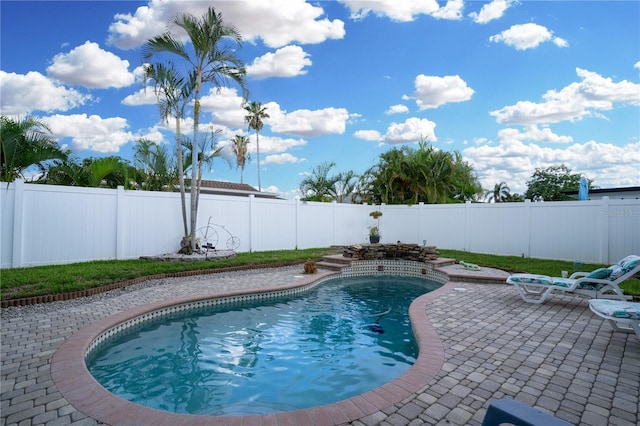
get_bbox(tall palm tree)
[1,115,68,182]
[244,101,269,191]
[230,134,250,183]
[488,181,510,203]
[143,62,194,238]
[143,7,247,251]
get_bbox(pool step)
[317,254,352,271]
[317,255,458,272]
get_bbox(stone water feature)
[343,243,439,262]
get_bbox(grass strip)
[1,248,638,300]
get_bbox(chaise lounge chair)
[506,255,640,304]
[589,299,640,338]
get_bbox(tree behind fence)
[1,180,638,268]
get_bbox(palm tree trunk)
[190,77,201,251]
[175,116,188,239]
[256,131,261,191]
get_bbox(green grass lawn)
[438,249,640,297]
[1,247,638,300]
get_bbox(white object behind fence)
[1,180,638,268]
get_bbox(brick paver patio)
[1,264,638,425]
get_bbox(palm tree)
[142,7,247,251]
[1,115,68,182]
[488,182,510,203]
[143,62,194,238]
[244,101,269,191]
[230,134,250,183]
[45,156,130,188]
[299,161,340,202]
[334,170,358,203]
[182,128,226,215]
[132,138,178,191]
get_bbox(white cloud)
[268,105,350,137]
[42,114,135,153]
[404,74,474,110]
[381,117,437,145]
[200,87,246,128]
[340,0,461,22]
[497,126,573,144]
[353,130,382,141]
[263,153,305,165]
[121,86,159,106]
[247,45,312,79]
[431,0,464,20]
[46,41,135,89]
[464,138,640,194]
[0,71,90,115]
[635,61,640,69]
[246,135,307,155]
[489,23,567,50]
[385,104,409,115]
[354,130,382,141]
[107,2,167,50]
[107,0,345,50]
[553,37,569,48]
[490,68,640,125]
[469,0,514,24]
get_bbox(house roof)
[563,186,640,195]
[192,180,282,199]
[562,186,640,199]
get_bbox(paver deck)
[1,264,639,425]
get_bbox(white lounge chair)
[506,255,639,304]
[589,299,640,338]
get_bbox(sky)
[1,0,639,199]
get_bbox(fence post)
[116,186,125,260]
[464,201,471,251]
[249,194,255,252]
[523,199,531,258]
[332,201,337,246]
[11,179,25,268]
[295,197,300,250]
[600,196,610,263]
[418,202,424,245]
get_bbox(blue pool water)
[87,275,441,416]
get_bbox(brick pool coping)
[51,269,454,426]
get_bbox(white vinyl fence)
[1,180,639,268]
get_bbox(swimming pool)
[86,275,442,416]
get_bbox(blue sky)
[1,0,639,199]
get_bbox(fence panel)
[196,193,251,252]
[296,201,336,249]
[1,180,638,268]
[607,199,640,263]
[250,197,297,251]
[465,203,529,257]
[119,189,183,258]
[21,184,117,266]
[418,204,467,250]
[528,201,605,263]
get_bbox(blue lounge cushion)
[507,274,571,288]
[589,299,640,320]
[608,265,624,281]
[618,255,640,272]
[586,268,611,279]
